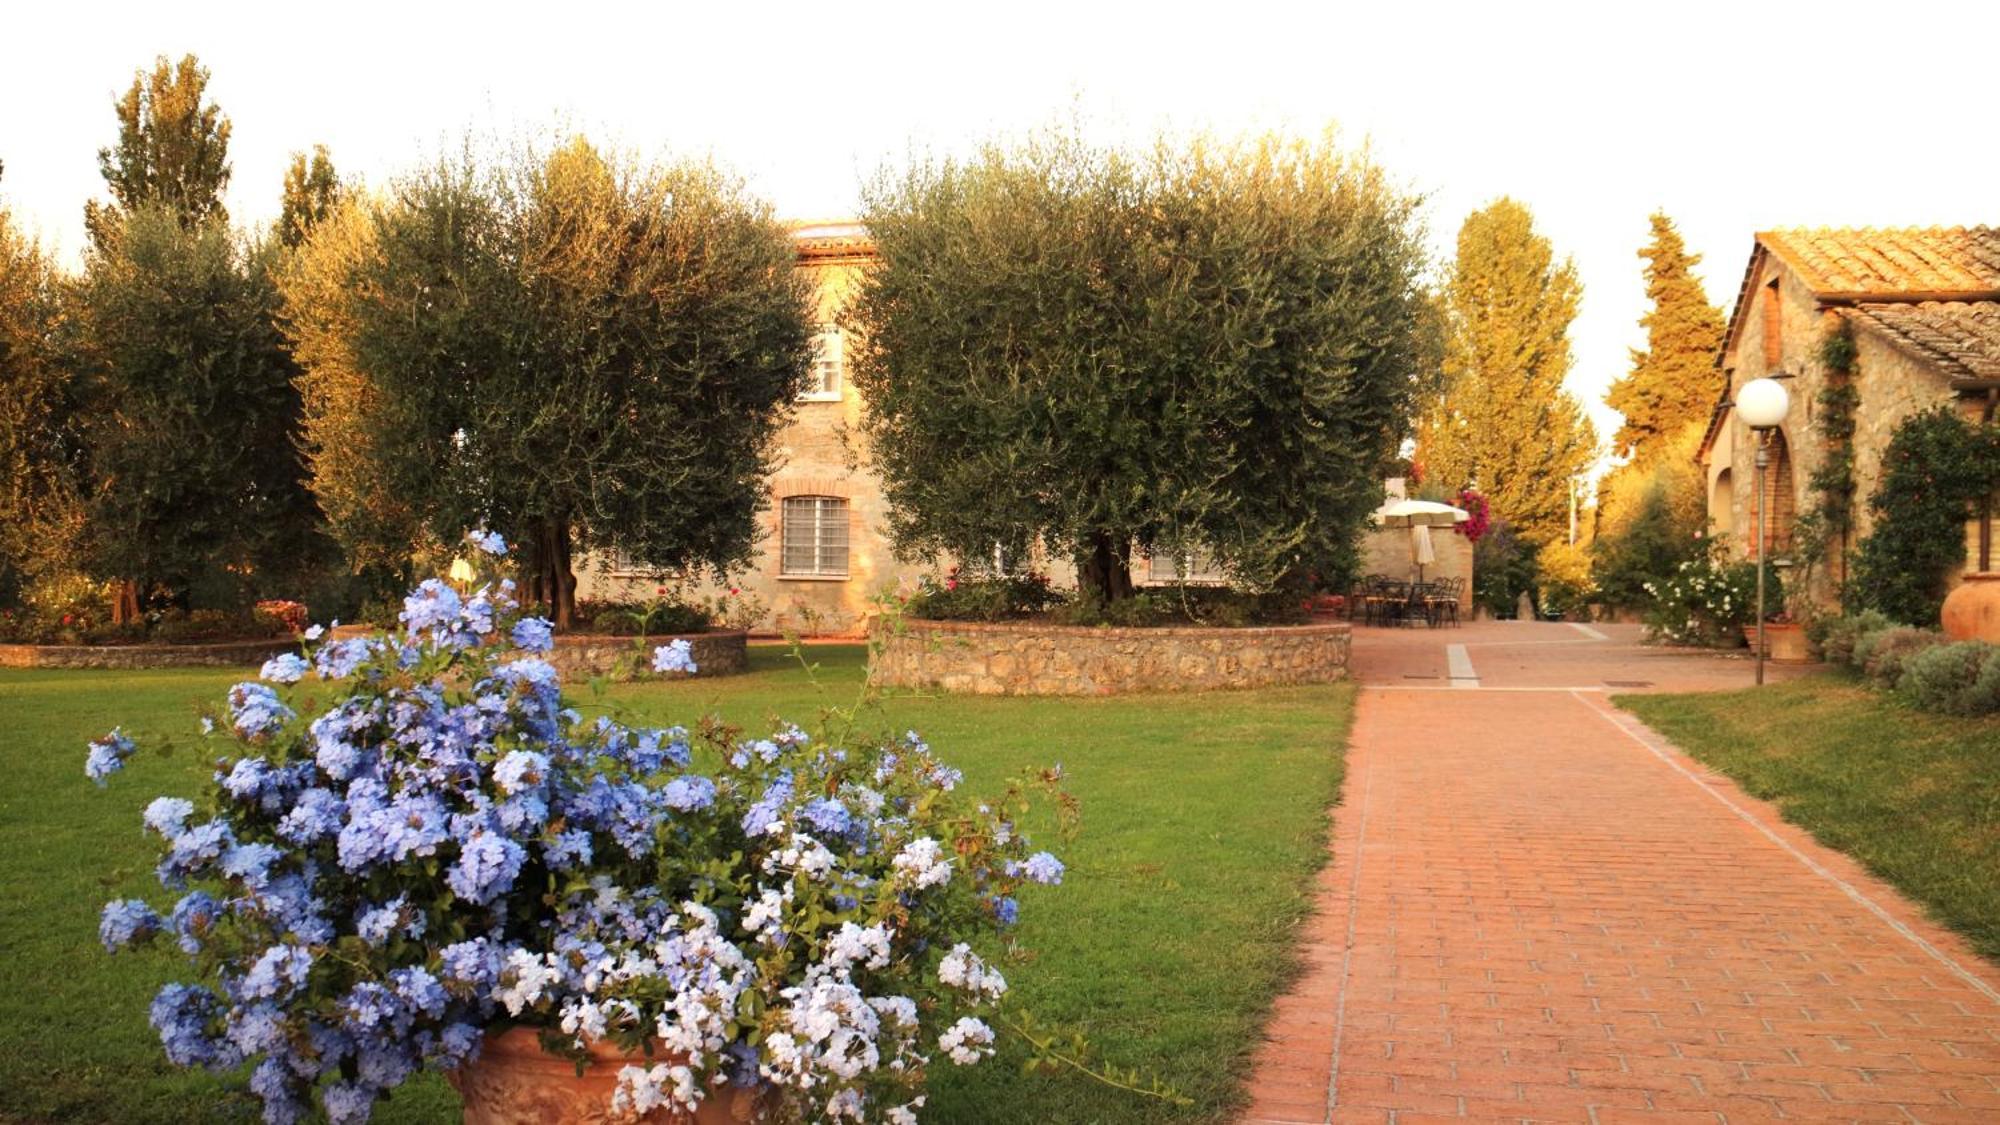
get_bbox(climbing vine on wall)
[1850,406,2000,624]
[1808,327,1859,542]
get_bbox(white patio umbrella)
[1372,498,1472,529]
[1372,499,1468,585]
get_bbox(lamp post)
[1736,376,1791,685]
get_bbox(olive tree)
[284,139,811,626]
[848,128,1435,600]
[72,206,308,615]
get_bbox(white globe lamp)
[1737,377,1790,429]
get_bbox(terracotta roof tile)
[1759,227,2000,297]
[1847,301,2000,381]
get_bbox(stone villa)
[1698,227,2000,598]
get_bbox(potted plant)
[87,530,1070,1124]
[1747,609,1811,663]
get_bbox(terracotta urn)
[1941,573,2000,644]
[449,1028,760,1124]
[1742,621,1812,663]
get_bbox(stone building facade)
[1697,227,2000,603]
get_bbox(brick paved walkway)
[1241,628,2000,1123]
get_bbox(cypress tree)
[1605,212,1726,462]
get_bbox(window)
[1754,430,1795,559]
[959,543,1016,579]
[1147,549,1228,585]
[782,496,849,577]
[606,548,659,578]
[800,326,843,401]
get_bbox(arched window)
[781,496,849,577]
[1755,430,1795,559]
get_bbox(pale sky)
[5,0,1996,459]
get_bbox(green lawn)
[1618,674,2000,962]
[0,646,1352,1124]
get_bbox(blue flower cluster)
[89,554,1066,1124]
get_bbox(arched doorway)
[1755,430,1795,560]
[1711,468,1735,537]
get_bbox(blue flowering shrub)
[89,532,1067,1123]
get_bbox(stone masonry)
[541,632,748,680]
[0,639,300,669]
[868,619,1351,696]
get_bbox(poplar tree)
[1605,212,1725,461]
[279,145,341,249]
[85,54,232,249]
[1415,199,1596,547]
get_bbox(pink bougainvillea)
[1454,488,1491,542]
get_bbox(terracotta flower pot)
[1942,573,2000,644]
[449,1028,759,1124]
[1742,622,1812,663]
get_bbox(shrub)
[1898,640,2000,716]
[1472,521,1538,619]
[1048,586,1307,628]
[1854,625,1945,690]
[253,599,310,635]
[86,534,1069,1123]
[1642,550,1781,646]
[150,608,280,645]
[571,596,712,637]
[905,570,1065,623]
[1850,408,2000,624]
[1535,541,1596,620]
[1806,609,1894,668]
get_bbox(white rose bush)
[87,532,1075,1123]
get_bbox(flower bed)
[869,618,1351,696]
[0,638,299,670]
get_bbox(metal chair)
[1425,577,1461,627]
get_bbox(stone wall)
[0,639,297,670]
[541,632,748,679]
[869,619,1351,696]
[1360,526,1474,611]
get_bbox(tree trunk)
[537,521,577,630]
[110,579,142,626]
[1077,531,1134,603]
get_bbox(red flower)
[61,613,74,625]
[729,587,739,596]
[656,586,667,596]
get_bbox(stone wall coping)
[548,630,743,645]
[0,638,299,669]
[870,616,1352,695]
[883,618,1351,642]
